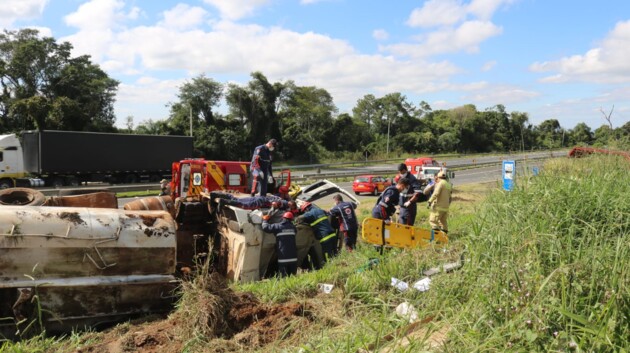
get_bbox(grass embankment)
[2,155,627,352]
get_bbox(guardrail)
[38,154,556,196]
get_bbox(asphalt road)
[117,160,542,208]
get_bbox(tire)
[124,174,139,184]
[354,191,360,196]
[0,179,13,189]
[372,187,378,196]
[0,188,46,206]
[50,177,64,188]
[67,176,80,187]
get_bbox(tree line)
[2,29,628,163]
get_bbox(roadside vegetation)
[1,155,627,352]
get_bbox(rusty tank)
[0,205,177,337]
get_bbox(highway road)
[118,160,543,208]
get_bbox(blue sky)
[3,0,630,130]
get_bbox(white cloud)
[160,3,208,30]
[372,29,389,41]
[407,0,467,28]
[202,0,270,20]
[467,0,515,20]
[0,0,48,28]
[64,0,127,31]
[463,85,540,104]
[481,60,497,71]
[530,20,630,84]
[383,20,502,57]
[300,0,328,4]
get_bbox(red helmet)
[278,185,289,193]
[300,202,312,212]
[282,211,294,220]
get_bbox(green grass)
[115,189,160,198]
[2,154,627,352]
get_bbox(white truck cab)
[0,134,27,188]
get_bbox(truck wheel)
[67,176,80,187]
[124,174,138,184]
[0,188,46,206]
[50,177,64,188]
[0,179,13,189]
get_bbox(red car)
[352,175,392,196]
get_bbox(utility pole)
[189,104,193,137]
[386,115,391,157]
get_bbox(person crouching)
[262,211,298,277]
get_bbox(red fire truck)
[170,159,291,199]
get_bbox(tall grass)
[443,155,629,352]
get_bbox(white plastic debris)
[395,302,419,323]
[391,277,409,292]
[317,283,334,294]
[412,277,432,292]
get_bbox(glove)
[262,215,270,221]
[404,201,411,207]
[384,219,391,225]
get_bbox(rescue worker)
[371,178,408,222]
[287,200,300,217]
[251,139,277,196]
[262,211,298,277]
[329,194,358,251]
[211,191,288,211]
[427,170,453,233]
[298,202,338,261]
[159,179,171,196]
[396,163,422,226]
[276,185,291,201]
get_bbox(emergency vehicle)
[170,159,291,199]
[404,157,454,184]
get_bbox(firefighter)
[277,185,291,201]
[251,139,277,196]
[427,171,453,233]
[159,179,171,196]
[329,194,358,251]
[371,178,408,222]
[298,202,338,261]
[211,191,288,211]
[396,163,422,226]
[262,211,298,277]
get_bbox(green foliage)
[0,29,118,133]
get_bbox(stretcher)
[361,217,448,248]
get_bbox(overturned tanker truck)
[0,159,357,337]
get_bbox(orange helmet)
[282,211,294,220]
[300,202,312,212]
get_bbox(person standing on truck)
[251,139,277,196]
[159,179,171,196]
[329,194,358,251]
[262,212,298,277]
[396,163,421,226]
[427,171,453,233]
[371,178,408,222]
[298,202,338,261]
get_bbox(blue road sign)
[503,160,515,191]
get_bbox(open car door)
[296,179,360,207]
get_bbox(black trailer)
[22,131,193,186]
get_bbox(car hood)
[295,179,360,207]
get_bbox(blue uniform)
[251,144,273,196]
[371,185,399,220]
[262,219,298,277]
[300,206,338,260]
[398,172,421,225]
[219,194,287,210]
[330,201,358,250]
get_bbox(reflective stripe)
[277,231,296,237]
[320,232,336,243]
[436,207,449,212]
[378,202,388,207]
[310,216,328,226]
[278,258,298,263]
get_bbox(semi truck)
[0,130,193,188]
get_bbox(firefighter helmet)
[282,211,294,220]
[300,202,312,212]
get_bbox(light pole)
[189,103,193,137]
[386,115,391,157]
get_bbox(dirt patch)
[59,212,86,225]
[75,273,315,353]
[139,215,158,227]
